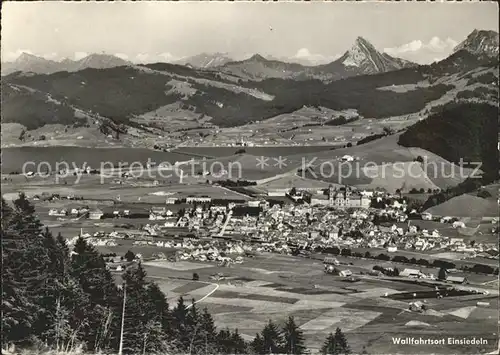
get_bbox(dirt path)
[186,283,219,309]
[147,275,219,308]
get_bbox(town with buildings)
[48,184,497,278]
[2,2,499,354]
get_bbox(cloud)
[384,37,458,64]
[295,48,313,58]
[134,52,176,63]
[292,48,340,65]
[134,53,150,63]
[429,37,458,51]
[158,52,175,61]
[74,52,88,61]
[42,52,59,60]
[386,40,423,54]
[114,53,129,60]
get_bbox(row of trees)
[250,319,351,355]
[2,194,354,354]
[317,246,499,276]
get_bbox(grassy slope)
[1,84,82,130]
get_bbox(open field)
[280,134,473,192]
[2,176,249,202]
[144,260,213,271]
[426,194,498,218]
[136,253,499,353]
[257,174,333,192]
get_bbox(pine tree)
[3,197,87,349]
[333,327,350,354]
[172,296,190,351]
[35,228,89,347]
[259,320,283,354]
[56,233,70,262]
[141,319,167,354]
[282,316,306,354]
[250,333,265,354]
[134,280,170,355]
[320,333,337,355]
[146,282,174,338]
[217,328,232,353]
[186,299,203,353]
[2,195,51,344]
[172,296,188,326]
[2,198,35,344]
[321,328,351,355]
[217,327,248,354]
[70,237,121,352]
[121,263,151,354]
[231,329,248,354]
[198,308,218,353]
[11,193,43,235]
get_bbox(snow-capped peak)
[453,29,499,57]
[175,53,233,68]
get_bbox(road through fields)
[147,275,219,308]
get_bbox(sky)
[2,1,498,65]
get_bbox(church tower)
[328,184,335,201]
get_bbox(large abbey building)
[304,185,371,208]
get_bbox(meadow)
[137,253,498,353]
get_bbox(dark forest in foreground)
[1,194,352,355]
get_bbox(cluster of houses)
[132,239,247,264]
[48,207,124,220]
[205,197,497,258]
[66,233,118,247]
[46,182,497,269]
[49,206,91,218]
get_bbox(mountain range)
[2,36,412,79]
[3,31,498,80]
[1,53,131,75]
[1,29,498,141]
[173,53,234,68]
[208,36,416,81]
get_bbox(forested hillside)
[398,102,499,181]
[2,65,455,130]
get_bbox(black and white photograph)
[1,1,499,354]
